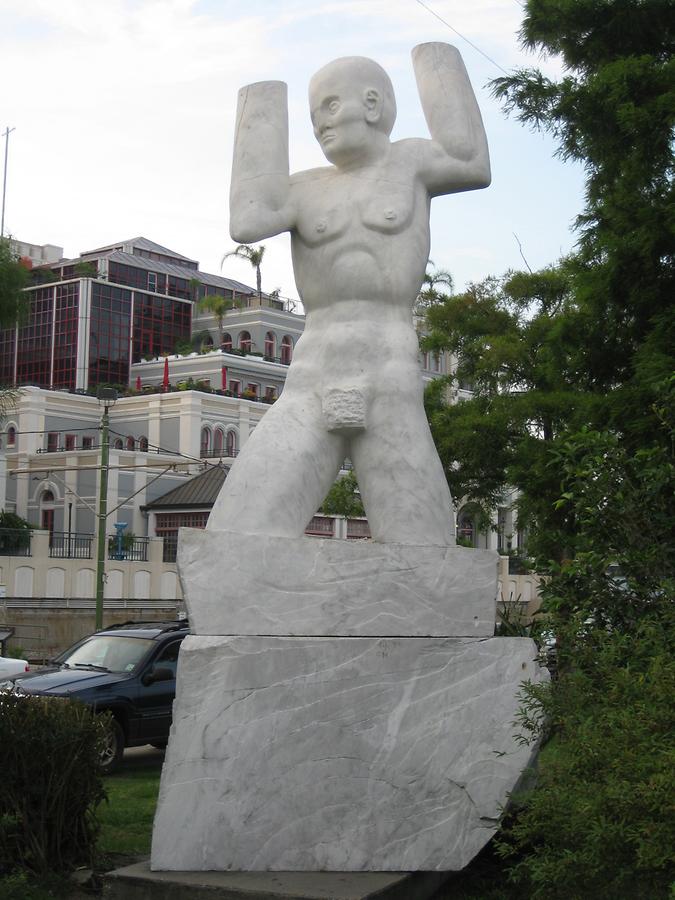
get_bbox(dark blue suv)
[6,621,189,773]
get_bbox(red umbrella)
[135,375,142,391]
[162,357,169,391]
[221,366,227,391]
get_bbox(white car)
[0,654,30,678]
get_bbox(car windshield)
[58,636,155,674]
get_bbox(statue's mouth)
[321,132,336,144]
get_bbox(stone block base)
[178,529,498,637]
[151,634,546,872]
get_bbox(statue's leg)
[350,393,455,546]
[207,395,345,539]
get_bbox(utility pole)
[1,127,15,238]
[95,387,117,630]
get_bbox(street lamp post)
[95,387,117,630]
[1,127,15,239]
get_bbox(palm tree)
[198,293,240,347]
[222,244,266,302]
[414,264,453,314]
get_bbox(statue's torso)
[290,149,431,314]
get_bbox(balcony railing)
[107,536,150,562]
[49,532,93,559]
[202,448,239,459]
[305,516,335,537]
[0,528,33,557]
[346,519,371,539]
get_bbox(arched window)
[226,430,237,457]
[239,331,252,353]
[222,333,232,352]
[264,331,276,359]
[200,427,211,457]
[280,335,293,365]
[113,438,123,450]
[213,428,224,457]
[7,425,16,446]
[139,436,148,452]
[126,436,135,451]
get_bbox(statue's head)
[309,56,397,166]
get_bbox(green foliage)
[497,626,675,899]
[0,238,29,327]
[73,261,97,277]
[495,424,675,898]
[222,243,266,299]
[423,267,600,561]
[490,0,674,443]
[0,695,106,876]
[0,870,73,900]
[320,471,365,518]
[425,0,674,565]
[198,294,241,343]
[0,511,33,553]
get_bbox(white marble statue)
[209,43,490,546]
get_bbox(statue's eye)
[328,99,340,114]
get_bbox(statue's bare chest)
[294,170,420,247]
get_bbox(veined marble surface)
[151,635,547,872]
[178,528,497,637]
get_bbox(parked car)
[2,621,189,773]
[0,654,30,679]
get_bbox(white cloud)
[0,0,584,297]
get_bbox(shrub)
[496,427,675,899]
[0,695,106,875]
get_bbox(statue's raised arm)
[411,42,491,197]
[229,81,294,243]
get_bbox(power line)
[107,427,227,469]
[414,0,510,76]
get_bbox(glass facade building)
[0,238,249,392]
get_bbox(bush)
[0,695,106,875]
[495,426,675,899]
[497,623,675,899]
[0,511,33,553]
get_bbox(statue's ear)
[363,88,382,124]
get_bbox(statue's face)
[309,66,376,167]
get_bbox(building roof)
[82,237,199,265]
[144,464,227,510]
[106,250,255,295]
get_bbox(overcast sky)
[1,0,585,303]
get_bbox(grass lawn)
[97,758,163,859]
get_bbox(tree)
[198,293,241,346]
[320,471,365,518]
[222,244,266,302]
[424,0,674,564]
[0,238,28,328]
[413,266,453,315]
[423,261,598,563]
[490,0,674,447]
[495,415,675,899]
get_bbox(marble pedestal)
[151,530,547,872]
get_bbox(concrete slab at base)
[178,528,498,637]
[103,860,449,900]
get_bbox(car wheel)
[100,718,125,774]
